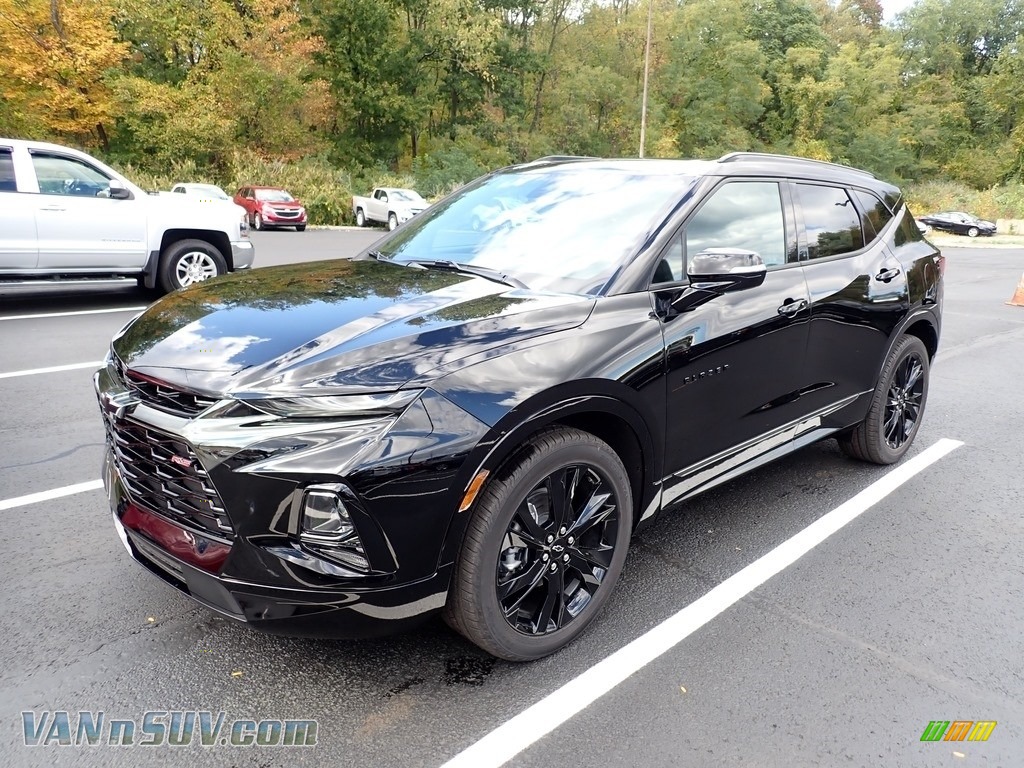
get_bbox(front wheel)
[444,428,633,661]
[296,224,306,232]
[158,239,227,293]
[253,213,264,231]
[388,212,398,231]
[967,226,979,238]
[838,335,929,464]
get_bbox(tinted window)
[654,235,685,283]
[894,209,924,246]
[853,189,894,241]
[31,153,111,196]
[685,182,787,268]
[0,149,15,192]
[797,184,863,259]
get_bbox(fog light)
[300,487,370,571]
[301,490,354,540]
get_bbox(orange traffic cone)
[1009,272,1024,307]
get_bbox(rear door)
[0,145,39,269]
[793,181,908,418]
[30,150,147,270]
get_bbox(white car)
[0,138,254,293]
[170,182,232,202]
[352,187,428,230]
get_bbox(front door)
[31,152,147,271]
[657,180,811,503]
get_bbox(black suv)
[96,153,942,660]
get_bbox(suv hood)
[112,260,593,395]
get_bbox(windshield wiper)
[402,259,528,290]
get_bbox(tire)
[296,225,306,232]
[355,209,365,227]
[444,427,633,661]
[388,212,398,231]
[967,226,979,238]
[158,239,227,294]
[253,213,264,231]
[838,335,929,465]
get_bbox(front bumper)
[231,240,255,269]
[94,361,489,638]
[103,449,451,637]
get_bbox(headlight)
[241,390,421,419]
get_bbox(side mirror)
[686,248,766,292]
[107,179,132,200]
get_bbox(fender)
[434,383,662,570]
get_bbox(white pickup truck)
[352,187,428,230]
[0,138,254,294]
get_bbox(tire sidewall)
[159,240,227,293]
[873,336,930,463]
[465,438,633,659]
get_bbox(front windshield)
[392,190,425,203]
[255,189,294,202]
[376,165,696,294]
[192,184,230,200]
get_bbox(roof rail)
[716,152,875,178]
[528,155,596,163]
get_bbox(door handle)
[875,267,901,283]
[39,205,66,212]
[777,298,808,317]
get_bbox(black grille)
[271,209,300,218]
[103,413,234,540]
[114,357,218,417]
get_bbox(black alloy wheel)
[883,352,925,450]
[496,464,620,637]
[838,335,929,465]
[444,427,633,661]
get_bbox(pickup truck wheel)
[159,239,227,293]
[355,209,365,227]
[388,212,398,231]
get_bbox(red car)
[233,186,307,231]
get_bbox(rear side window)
[853,189,894,241]
[0,149,15,192]
[796,183,864,260]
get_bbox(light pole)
[639,0,654,158]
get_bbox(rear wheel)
[838,335,929,464]
[355,208,365,227]
[444,428,633,661]
[158,239,227,293]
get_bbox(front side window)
[0,149,15,192]
[685,182,787,269]
[31,153,111,197]
[797,184,864,259]
[378,166,698,294]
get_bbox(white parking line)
[441,437,964,768]
[0,306,146,321]
[0,480,104,511]
[0,361,104,380]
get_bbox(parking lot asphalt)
[1,233,1022,767]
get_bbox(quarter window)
[797,184,864,259]
[0,149,15,192]
[30,153,111,197]
[685,182,787,269]
[853,189,894,241]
